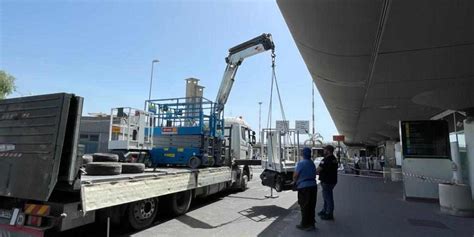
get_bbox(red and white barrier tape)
[343,165,453,184]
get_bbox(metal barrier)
[343,164,453,184]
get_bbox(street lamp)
[258,101,263,159]
[148,59,160,101]
[258,102,263,137]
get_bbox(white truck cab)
[224,117,256,162]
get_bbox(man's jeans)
[321,183,336,215]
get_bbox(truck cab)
[224,117,256,162]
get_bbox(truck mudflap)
[0,223,45,237]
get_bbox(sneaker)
[320,213,334,220]
[304,225,316,231]
[317,210,325,216]
[296,224,315,231]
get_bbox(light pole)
[258,102,263,137]
[148,59,160,101]
[258,101,263,159]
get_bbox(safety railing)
[260,128,300,172]
[145,97,224,136]
[108,107,153,150]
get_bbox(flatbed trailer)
[0,93,251,236]
[80,166,234,212]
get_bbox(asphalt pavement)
[267,173,474,237]
[70,169,474,237]
[126,168,297,237]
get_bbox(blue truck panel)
[150,147,203,166]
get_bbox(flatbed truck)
[0,93,251,236]
[0,33,275,236]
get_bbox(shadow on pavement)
[255,202,299,236]
[238,205,292,222]
[175,214,246,230]
[174,204,295,230]
[173,204,298,232]
[226,195,268,201]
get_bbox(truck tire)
[126,198,158,230]
[214,156,223,166]
[86,162,122,175]
[162,190,192,216]
[207,156,215,167]
[82,154,93,166]
[122,163,145,174]
[144,157,153,168]
[239,174,248,192]
[188,156,201,169]
[92,153,119,162]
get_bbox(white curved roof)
[277,0,474,145]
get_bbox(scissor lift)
[146,97,224,168]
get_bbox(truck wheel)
[144,157,153,168]
[188,156,201,169]
[82,154,93,166]
[86,162,122,175]
[127,198,158,230]
[214,156,223,166]
[239,174,248,191]
[122,163,145,174]
[92,153,119,162]
[163,190,192,216]
[207,156,215,167]
[274,175,282,192]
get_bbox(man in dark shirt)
[317,145,338,220]
[293,147,317,231]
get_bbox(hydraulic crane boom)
[215,33,275,114]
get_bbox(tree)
[0,70,16,99]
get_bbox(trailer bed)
[81,168,194,183]
[80,167,232,212]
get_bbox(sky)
[0,0,338,141]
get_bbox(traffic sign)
[276,120,289,133]
[333,135,345,142]
[295,120,309,134]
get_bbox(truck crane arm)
[215,33,275,114]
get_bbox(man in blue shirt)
[293,147,317,231]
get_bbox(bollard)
[391,168,402,182]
